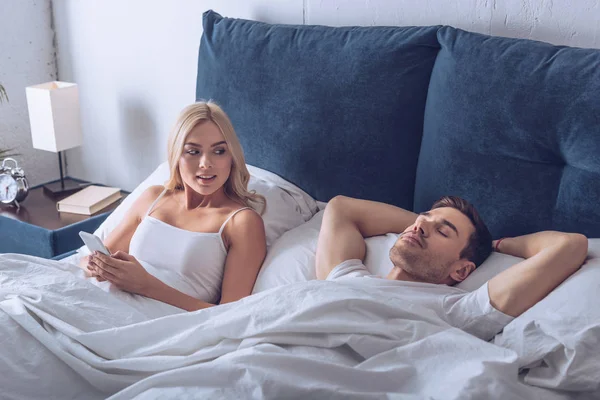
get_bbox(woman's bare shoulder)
[127,185,168,219]
[227,206,264,233]
[143,185,167,198]
[222,206,265,249]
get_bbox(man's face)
[389,207,475,284]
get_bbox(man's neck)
[386,266,421,282]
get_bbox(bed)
[2,9,600,400]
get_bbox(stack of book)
[57,185,121,215]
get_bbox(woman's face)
[179,121,233,196]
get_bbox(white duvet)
[0,254,582,400]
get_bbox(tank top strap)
[218,207,254,235]
[145,188,169,217]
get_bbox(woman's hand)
[88,251,156,296]
[80,254,106,280]
[79,255,93,276]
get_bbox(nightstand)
[0,177,128,258]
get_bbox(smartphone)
[79,231,111,256]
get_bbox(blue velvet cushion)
[415,27,600,238]
[197,10,440,208]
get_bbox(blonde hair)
[165,101,266,215]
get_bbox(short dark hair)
[431,196,492,268]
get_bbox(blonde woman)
[80,102,267,311]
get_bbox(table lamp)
[25,81,83,196]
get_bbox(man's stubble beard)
[389,244,452,284]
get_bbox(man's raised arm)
[489,231,588,317]
[315,195,418,280]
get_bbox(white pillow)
[253,209,518,293]
[493,239,600,392]
[247,165,317,222]
[455,252,520,291]
[78,162,318,254]
[252,211,325,293]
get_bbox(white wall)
[52,0,303,191]
[0,0,59,186]
[52,0,600,191]
[308,0,600,49]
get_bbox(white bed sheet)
[0,253,587,399]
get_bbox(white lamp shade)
[25,81,83,152]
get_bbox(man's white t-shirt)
[327,259,514,341]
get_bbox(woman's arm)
[219,209,267,304]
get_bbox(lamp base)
[43,180,84,197]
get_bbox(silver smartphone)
[79,231,110,256]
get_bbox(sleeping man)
[315,195,588,340]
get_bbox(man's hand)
[488,231,588,317]
[88,251,156,296]
[492,232,585,259]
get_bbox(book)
[57,185,122,215]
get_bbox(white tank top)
[129,188,253,304]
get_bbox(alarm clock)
[0,158,29,208]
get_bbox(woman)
[80,101,267,311]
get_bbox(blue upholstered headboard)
[196,10,600,239]
[196,10,440,211]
